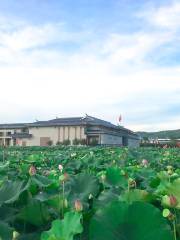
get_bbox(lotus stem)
[173,220,177,240]
[62,181,65,218]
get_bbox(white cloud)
[138,1,180,30]
[0,2,180,132]
[101,31,173,66]
[0,24,60,51]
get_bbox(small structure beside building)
[0,115,140,147]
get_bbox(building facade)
[0,115,140,147]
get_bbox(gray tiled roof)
[28,115,138,137]
[28,115,116,128]
[28,117,85,127]
[0,115,138,137]
[0,123,27,129]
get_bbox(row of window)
[0,128,29,137]
[0,131,11,137]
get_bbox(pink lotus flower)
[142,159,148,167]
[58,164,63,172]
[169,195,178,207]
[29,165,36,176]
[162,195,178,207]
[74,199,83,212]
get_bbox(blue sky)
[0,0,180,131]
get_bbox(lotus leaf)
[89,201,173,240]
[41,211,83,240]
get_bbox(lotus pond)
[0,146,179,240]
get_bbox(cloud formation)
[0,0,179,131]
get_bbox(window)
[21,127,29,133]
[0,132,3,137]
[6,132,11,136]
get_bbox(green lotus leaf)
[41,211,83,240]
[66,173,99,204]
[18,232,41,240]
[95,189,119,208]
[32,174,53,188]
[119,189,153,203]
[34,192,51,202]
[25,154,42,163]
[18,200,50,226]
[0,153,3,162]
[0,161,9,174]
[89,201,173,240]
[19,163,31,174]
[0,220,13,240]
[106,167,127,188]
[0,180,30,206]
[46,195,68,213]
[0,206,17,222]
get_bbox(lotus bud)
[59,172,69,182]
[71,153,77,157]
[162,195,178,208]
[58,164,63,173]
[89,193,93,199]
[142,159,148,167]
[121,170,128,178]
[128,178,136,188]
[170,195,178,206]
[29,165,36,176]
[13,231,20,240]
[162,208,175,221]
[74,199,83,212]
[100,174,106,182]
[90,151,94,156]
[166,166,173,175]
[167,170,173,175]
[167,165,173,170]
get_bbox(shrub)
[89,139,98,146]
[80,139,87,145]
[62,139,71,145]
[73,139,80,145]
[72,139,87,145]
[47,140,53,146]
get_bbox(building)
[0,115,140,147]
[149,138,180,144]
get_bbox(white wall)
[27,126,86,146]
[28,127,58,146]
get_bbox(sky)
[0,0,180,132]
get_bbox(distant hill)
[137,129,180,139]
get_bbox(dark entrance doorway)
[122,136,128,146]
[87,136,99,145]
